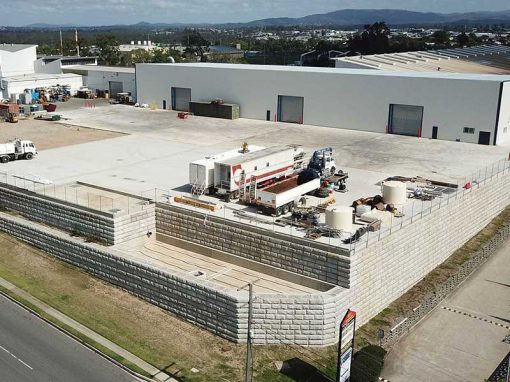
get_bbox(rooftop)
[334,44,510,75]
[140,62,510,82]
[64,65,135,74]
[2,72,82,82]
[0,44,37,53]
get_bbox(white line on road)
[0,344,34,370]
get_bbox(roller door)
[278,95,304,124]
[171,87,191,111]
[389,104,424,137]
[109,81,123,97]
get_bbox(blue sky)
[2,0,509,26]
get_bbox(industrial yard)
[0,29,509,382]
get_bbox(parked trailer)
[214,146,303,201]
[256,175,321,216]
[0,139,37,163]
[189,145,265,194]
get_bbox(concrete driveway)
[382,240,510,382]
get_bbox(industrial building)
[63,65,136,99]
[333,44,510,74]
[136,63,510,145]
[0,44,83,100]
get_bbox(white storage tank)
[326,206,353,233]
[382,181,407,205]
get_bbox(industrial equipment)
[189,145,265,195]
[307,147,337,178]
[214,146,303,202]
[255,175,320,216]
[0,139,37,163]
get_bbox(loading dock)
[171,87,191,111]
[278,95,304,124]
[108,81,123,98]
[389,104,424,137]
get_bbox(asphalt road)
[0,294,137,382]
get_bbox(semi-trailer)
[189,145,265,195]
[214,146,304,201]
[255,175,321,216]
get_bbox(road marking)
[441,306,510,329]
[0,344,34,370]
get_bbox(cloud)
[2,0,508,26]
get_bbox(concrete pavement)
[382,238,510,382]
[0,277,173,382]
[0,293,137,382]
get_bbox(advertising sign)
[336,309,357,382]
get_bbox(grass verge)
[0,232,338,382]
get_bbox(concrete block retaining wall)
[0,184,155,245]
[349,172,510,326]
[156,204,351,287]
[0,212,343,345]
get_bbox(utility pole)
[245,282,254,382]
[60,30,63,56]
[237,280,258,382]
[75,29,80,56]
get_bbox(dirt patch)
[0,118,123,151]
[0,233,337,382]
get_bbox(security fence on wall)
[140,157,510,254]
[379,222,510,349]
[0,174,149,216]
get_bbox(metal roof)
[215,146,293,166]
[2,73,82,82]
[0,44,37,53]
[334,45,510,75]
[63,65,135,74]
[139,62,510,82]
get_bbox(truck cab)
[15,140,37,157]
[308,148,337,178]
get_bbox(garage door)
[171,87,191,111]
[109,81,123,97]
[278,95,304,124]
[389,104,424,137]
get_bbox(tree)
[431,30,450,47]
[129,48,152,64]
[456,32,469,47]
[182,29,209,61]
[95,34,121,65]
[348,22,390,55]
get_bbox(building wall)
[5,75,83,98]
[348,169,510,325]
[85,70,136,99]
[0,46,36,77]
[34,58,63,74]
[496,81,510,145]
[136,64,504,144]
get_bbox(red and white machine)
[214,146,303,201]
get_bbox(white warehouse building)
[136,63,510,146]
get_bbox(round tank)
[325,206,353,232]
[383,181,407,205]
[356,204,371,217]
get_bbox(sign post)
[336,309,357,382]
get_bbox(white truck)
[255,175,321,216]
[214,146,304,202]
[189,145,265,195]
[0,139,37,163]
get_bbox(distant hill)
[239,9,510,27]
[17,8,510,29]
